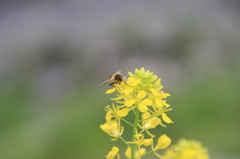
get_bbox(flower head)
[101,68,173,159]
[105,67,172,124]
[164,139,209,159]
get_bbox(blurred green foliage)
[167,68,240,154]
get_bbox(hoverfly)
[99,68,125,86]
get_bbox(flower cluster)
[163,139,209,159]
[100,68,173,159]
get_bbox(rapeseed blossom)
[105,68,172,119]
[164,139,209,159]
[100,120,124,141]
[100,68,173,159]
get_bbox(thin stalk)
[119,136,131,147]
[121,117,134,127]
[131,108,140,159]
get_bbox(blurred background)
[1,0,240,159]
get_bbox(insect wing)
[115,68,122,74]
[99,79,109,86]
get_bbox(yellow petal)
[162,100,170,107]
[137,90,146,98]
[152,102,160,108]
[138,103,148,112]
[162,92,171,98]
[125,147,131,158]
[162,113,173,123]
[127,76,141,86]
[106,88,116,94]
[125,147,146,159]
[142,111,151,120]
[124,87,133,95]
[115,101,124,104]
[154,134,171,150]
[125,99,136,107]
[143,138,152,146]
[106,111,113,124]
[146,117,161,129]
[135,140,144,145]
[100,123,107,131]
[111,146,119,156]
[155,98,163,107]
[149,88,159,96]
[139,148,146,157]
[154,78,161,86]
[117,108,129,117]
[127,77,136,85]
[142,98,152,105]
[134,134,143,139]
[111,96,123,101]
[106,146,119,159]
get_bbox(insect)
[99,68,125,86]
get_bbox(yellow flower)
[154,134,172,151]
[136,90,153,112]
[101,68,173,158]
[124,99,136,107]
[125,147,146,159]
[105,103,129,123]
[100,120,124,141]
[151,106,173,127]
[126,76,141,87]
[106,146,120,159]
[141,111,161,129]
[164,139,209,159]
[128,134,152,146]
[105,68,172,118]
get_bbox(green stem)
[140,150,165,159]
[131,108,140,159]
[121,117,134,127]
[119,136,131,147]
[141,150,154,156]
[139,129,145,134]
[154,151,166,159]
